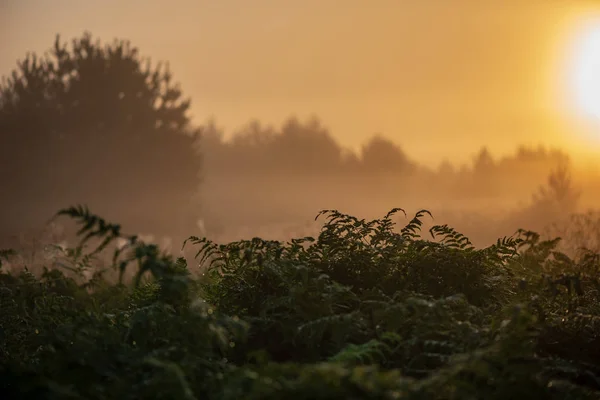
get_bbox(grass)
[1,205,600,399]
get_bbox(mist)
[2,112,598,265]
[4,5,600,396]
[2,1,600,267]
[196,116,597,246]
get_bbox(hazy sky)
[2,0,600,166]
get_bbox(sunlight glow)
[571,23,600,122]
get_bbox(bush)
[1,205,599,399]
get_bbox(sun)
[569,22,600,123]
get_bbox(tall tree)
[0,32,201,237]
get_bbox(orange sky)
[2,0,600,167]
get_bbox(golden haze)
[2,0,600,253]
[2,0,600,165]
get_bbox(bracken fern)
[2,205,600,399]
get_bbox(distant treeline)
[0,32,579,240]
[200,117,571,198]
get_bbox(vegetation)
[1,31,598,399]
[2,205,600,399]
[198,118,583,245]
[1,32,589,248]
[0,32,202,237]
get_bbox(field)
[1,205,600,399]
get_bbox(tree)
[473,146,495,173]
[0,32,202,237]
[270,117,344,175]
[360,134,414,175]
[532,160,581,213]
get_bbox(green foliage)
[2,205,600,399]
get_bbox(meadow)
[1,203,600,399]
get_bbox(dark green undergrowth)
[1,205,600,399]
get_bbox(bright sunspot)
[570,22,600,123]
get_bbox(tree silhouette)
[360,134,414,175]
[533,161,581,213]
[0,32,201,236]
[270,117,343,174]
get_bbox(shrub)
[1,205,599,399]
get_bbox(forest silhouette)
[1,32,596,254]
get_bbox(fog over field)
[1,0,600,264]
[2,116,599,264]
